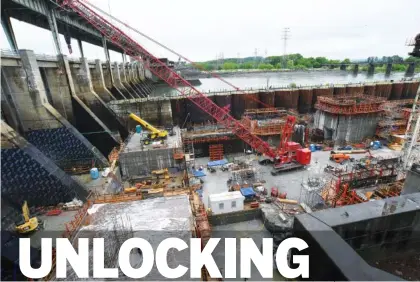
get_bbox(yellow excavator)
[129,113,168,145]
[16,201,40,234]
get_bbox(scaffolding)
[315,94,386,115]
[209,144,223,161]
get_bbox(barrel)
[90,168,99,180]
[309,144,316,152]
[135,125,142,133]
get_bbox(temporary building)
[208,191,245,215]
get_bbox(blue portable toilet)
[135,125,142,134]
[90,168,99,180]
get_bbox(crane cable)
[80,0,275,110]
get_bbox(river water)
[153,70,419,96]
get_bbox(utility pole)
[282,27,290,68]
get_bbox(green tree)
[240,62,254,69]
[286,60,294,69]
[222,62,238,70]
[258,63,274,70]
[341,58,351,64]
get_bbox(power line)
[281,27,290,68]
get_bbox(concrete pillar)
[102,36,114,85]
[91,59,116,101]
[340,64,347,71]
[385,63,392,76]
[1,12,18,51]
[367,63,375,76]
[46,9,62,54]
[77,39,84,58]
[353,64,359,75]
[405,62,415,77]
[112,61,133,98]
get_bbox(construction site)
[1,0,420,280]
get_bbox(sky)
[1,0,419,62]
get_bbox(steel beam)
[46,7,62,54]
[1,11,18,51]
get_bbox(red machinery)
[271,116,311,175]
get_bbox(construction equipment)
[61,0,277,161]
[15,201,40,234]
[61,0,315,172]
[129,113,168,144]
[152,168,170,179]
[329,153,352,164]
[270,116,312,175]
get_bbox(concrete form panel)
[274,89,299,109]
[375,83,392,98]
[364,84,376,96]
[345,85,364,95]
[409,81,420,98]
[258,91,275,108]
[298,88,313,113]
[185,97,215,124]
[231,93,245,119]
[401,82,413,99]
[333,86,346,95]
[244,93,259,110]
[390,82,404,100]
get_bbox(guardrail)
[0,49,20,58]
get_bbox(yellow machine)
[129,113,168,144]
[16,201,39,234]
[152,168,170,179]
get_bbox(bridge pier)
[92,59,116,102]
[385,63,392,76]
[102,36,114,85]
[121,62,142,98]
[367,63,375,76]
[352,64,359,75]
[1,11,18,51]
[340,64,347,71]
[405,62,415,77]
[77,39,84,58]
[112,61,133,98]
[1,49,108,170]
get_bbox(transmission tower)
[254,48,258,68]
[282,27,290,68]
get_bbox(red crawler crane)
[271,116,311,175]
[60,0,277,158]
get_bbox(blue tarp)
[193,170,206,177]
[240,187,256,198]
[207,159,228,167]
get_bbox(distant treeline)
[190,54,420,72]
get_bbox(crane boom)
[129,113,162,135]
[61,0,277,158]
